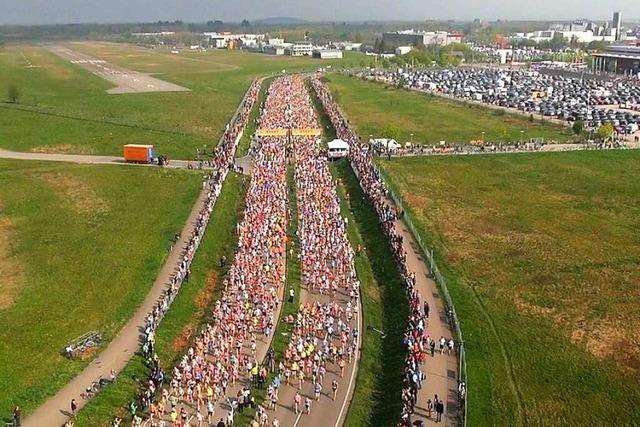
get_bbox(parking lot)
[363,68,640,140]
[46,45,189,94]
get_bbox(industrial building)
[592,44,640,77]
[382,30,462,51]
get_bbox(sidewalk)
[394,218,459,426]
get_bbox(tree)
[241,19,250,27]
[382,124,402,141]
[597,123,614,141]
[572,119,584,135]
[7,85,19,103]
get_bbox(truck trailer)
[123,144,156,163]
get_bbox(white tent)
[327,139,350,159]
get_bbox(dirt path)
[22,187,209,427]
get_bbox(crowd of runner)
[311,75,455,426]
[104,79,265,427]
[146,79,289,426]
[280,76,360,422]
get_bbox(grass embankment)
[74,172,248,426]
[330,160,409,426]
[378,151,640,426]
[234,164,302,426]
[0,43,363,158]
[0,160,201,418]
[325,73,572,145]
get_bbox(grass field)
[74,172,247,426]
[0,43,362,159]
[325,74,572,145]
[0,160,201,417]
[378,151,640,426]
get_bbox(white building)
[288,41,314,56]
[202,32,266,49]
[313,49,343,59]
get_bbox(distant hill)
[253,17,308,26]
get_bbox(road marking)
[293,411,303,427]
[334,307,361,427]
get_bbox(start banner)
[256,129,288,136]
[292,128,322,136]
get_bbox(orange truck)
[123,144,156,163]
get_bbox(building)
[312,49,343,59]
[613,11,622,41]
[592,44,640,76]
[263,45,285,56]
[382,30,460,51]
[202,32,266,49]
[395,46,413,56]
[288,41,314,56]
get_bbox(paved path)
[0,148,212,170]
[395,217,459,426]
[23,187,209,427]
[269,277,362,427]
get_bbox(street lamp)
[481,131,486,142]
[520,130,525,144]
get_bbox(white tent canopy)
[328,139,349,150]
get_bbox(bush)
[572,120,584,135]
[7,85,19,103]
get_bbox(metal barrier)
[63,330,102,359]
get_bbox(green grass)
[0,43,363,159]
[378,151,640,426]
[74,172,248,426]
[325,73,572,145]
[0,160,201,418]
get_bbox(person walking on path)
[70,399,77,417]
[435,397,444,423]
[13,406,21,427]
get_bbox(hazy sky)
[0,0,638,26]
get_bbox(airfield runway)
[46,44,189,94]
